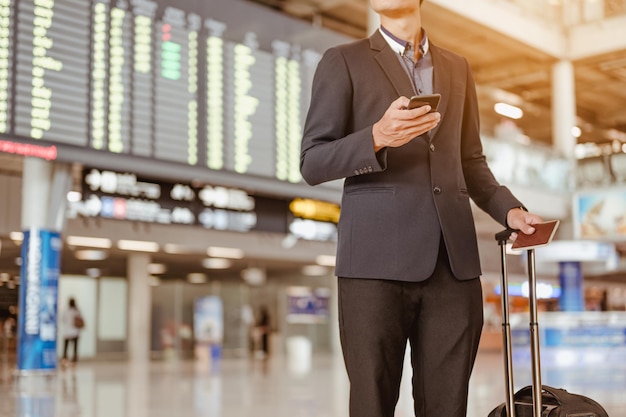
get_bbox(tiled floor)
[0,349,624,417]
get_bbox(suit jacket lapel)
[429,43,451,141]
[370,32,451,142]
[370,31,416,99]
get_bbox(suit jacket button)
[429,144,435,152]
[354,169,360,175]
[433,186,442,194]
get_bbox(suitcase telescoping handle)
[495,229,543,417]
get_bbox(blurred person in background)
[61,297,84,369]
[256,306,270,360]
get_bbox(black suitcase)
[488,229,609,417]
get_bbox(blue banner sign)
[512,324,626,348]
[17,228,62,372]
[194,296,224,346]
[544,327,626,347]
[194,296,224,365]
[510,312,626,368]
[559,261,584,312]
[286,286,330,324]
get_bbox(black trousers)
[338,248,483,417]
[63,337,79,362]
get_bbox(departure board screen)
[0,0,12,135]
[15,0,91,145]
[1,0,334,187]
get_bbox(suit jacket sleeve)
[299,39,524,281]
[457,57,522,226]
[300,47,388,186]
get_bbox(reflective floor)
[0,349,625,417]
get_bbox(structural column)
[558,261,585,311]
[367,5,379,34]
[551,60,577,159]
[127,252,151,362]
[21,157,72,230]
[21,157,53,229]
[552,61,587,310]
[18,157,71,372]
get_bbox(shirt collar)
[379,26,430,57]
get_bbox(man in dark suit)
[300,0,543,416]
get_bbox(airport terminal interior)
[1,0,626,416]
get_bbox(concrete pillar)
[21,157,72,231]
[126,360,149,417]
[559,261,585,311]
[551,60,577,159]
[367,3,379,35]
[127,252,151,361]
[21,157,53,229]
[18,157,71,372]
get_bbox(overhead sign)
[0,139,57,161]
[286,286,330,324]
[287,198,339,242]
[68,168,342,240]
[69,168,258,232]
[289,198,340,223]
[0,0,328,185]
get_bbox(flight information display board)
[1,0,326,185]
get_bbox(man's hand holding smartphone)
[405,93,441,112]
[372,95,441,151]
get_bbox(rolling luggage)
[488,228,609,417]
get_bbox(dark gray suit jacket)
[300,30,522,281]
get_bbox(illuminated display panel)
[15,0,90,145]
[223,40,257,175]
[205,21,225,171]
[131,1,157,157]
[0,0,12,134]
[153,7,200,165]
[2,0,344,195]
[107,4,133,154]
[245,48,274,178]
[299,49,321,176]
[273,40,290,182]
[222,41,275,178]
[90,0,108,150]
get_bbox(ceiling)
[248,0,626,149]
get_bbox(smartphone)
[406,93,441,112]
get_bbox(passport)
[511,220,560,250]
